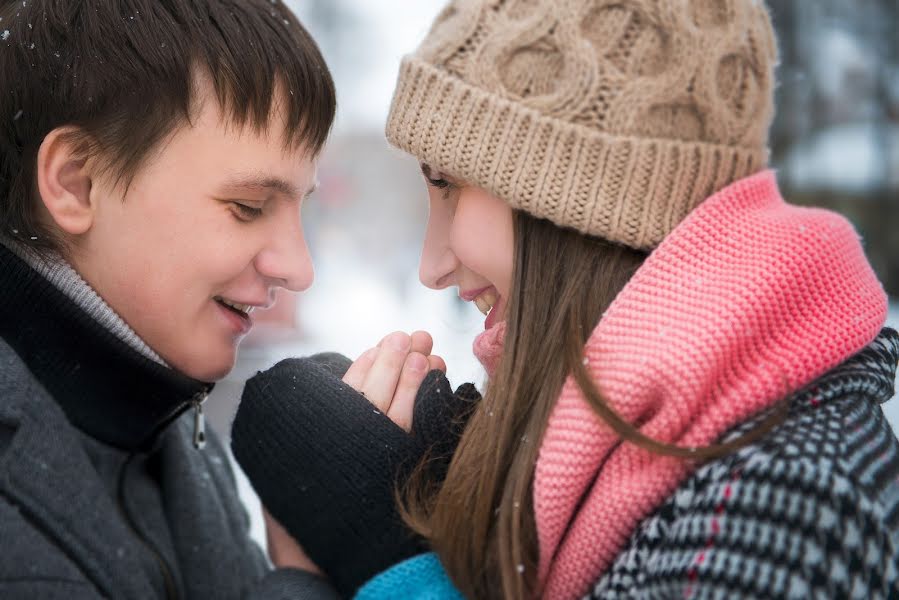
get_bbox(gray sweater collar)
[0,237,166,365]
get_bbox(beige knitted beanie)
[386,0,778,249]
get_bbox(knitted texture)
[355,553,463,600]
[472,320,505,376]
[0,236,165,364]
[386,0,778,249]
[231,358,480,597]
[359,331,899,599]
[589,330,899,599]
[531,170,888,598]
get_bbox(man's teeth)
[218,297,254,315]
[474,290,497,316]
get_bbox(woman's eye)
[426,176,450,189]
[231,202,264,221]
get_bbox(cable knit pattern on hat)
[386,0,778,249]
[531,170,888,599]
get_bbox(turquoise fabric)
[355,553,463,600]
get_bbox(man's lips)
[213,295,276,335]
[215,298,254,335]
[214,295,275,313]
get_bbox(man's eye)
[231,202,264,221]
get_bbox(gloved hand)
[231,352,480,598]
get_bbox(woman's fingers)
[342,347,377,391]
[342,331,446,422]
[385,352,430,432]
[427,354,447,373]
[360,331,411,412]
[410,330,433,357]
[379,330,431,355]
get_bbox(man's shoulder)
[0,493,94,588]
[0,337,41,398]
[0,337,69,452]
[0,336,76,442]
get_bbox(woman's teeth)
[474,290,497,316]
[217,297,254,315]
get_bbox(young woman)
[233,1,899,598]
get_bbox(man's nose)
[254,215,314,293]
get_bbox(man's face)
[71,83,317,381]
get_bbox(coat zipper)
[113,386,211,600]
[117,453,179,600]
[192,391,207,450]
[135,388,211,451]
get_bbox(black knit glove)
[231,353,480,598]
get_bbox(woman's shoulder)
[590,328,899,599]
[719,328,899,505]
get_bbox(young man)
[0,1,339,597]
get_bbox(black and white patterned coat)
[589,328,899,600]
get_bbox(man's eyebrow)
[221,173,316,201]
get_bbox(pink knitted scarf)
[472,170,887,599]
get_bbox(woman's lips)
[473,288,498,316]
[460,286,503,330]
[460,286,492,302]
[484,294,504,330]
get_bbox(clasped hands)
[232,329,478,597]
[266,330,444,569]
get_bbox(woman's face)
[417,165,514,330]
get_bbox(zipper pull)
[192,391,208,450]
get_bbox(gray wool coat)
[0,339,340,599]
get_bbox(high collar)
[524,170,888,598]
[0,242,212,451]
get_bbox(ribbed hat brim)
[386,57,768,249]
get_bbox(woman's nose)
[419,210,458,290]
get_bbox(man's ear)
[36,128,95,236]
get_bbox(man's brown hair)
[0,0,336,253]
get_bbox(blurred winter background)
[209,1,899,547]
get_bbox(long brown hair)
[402,210,787,598]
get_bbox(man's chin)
[172,348,237,383]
